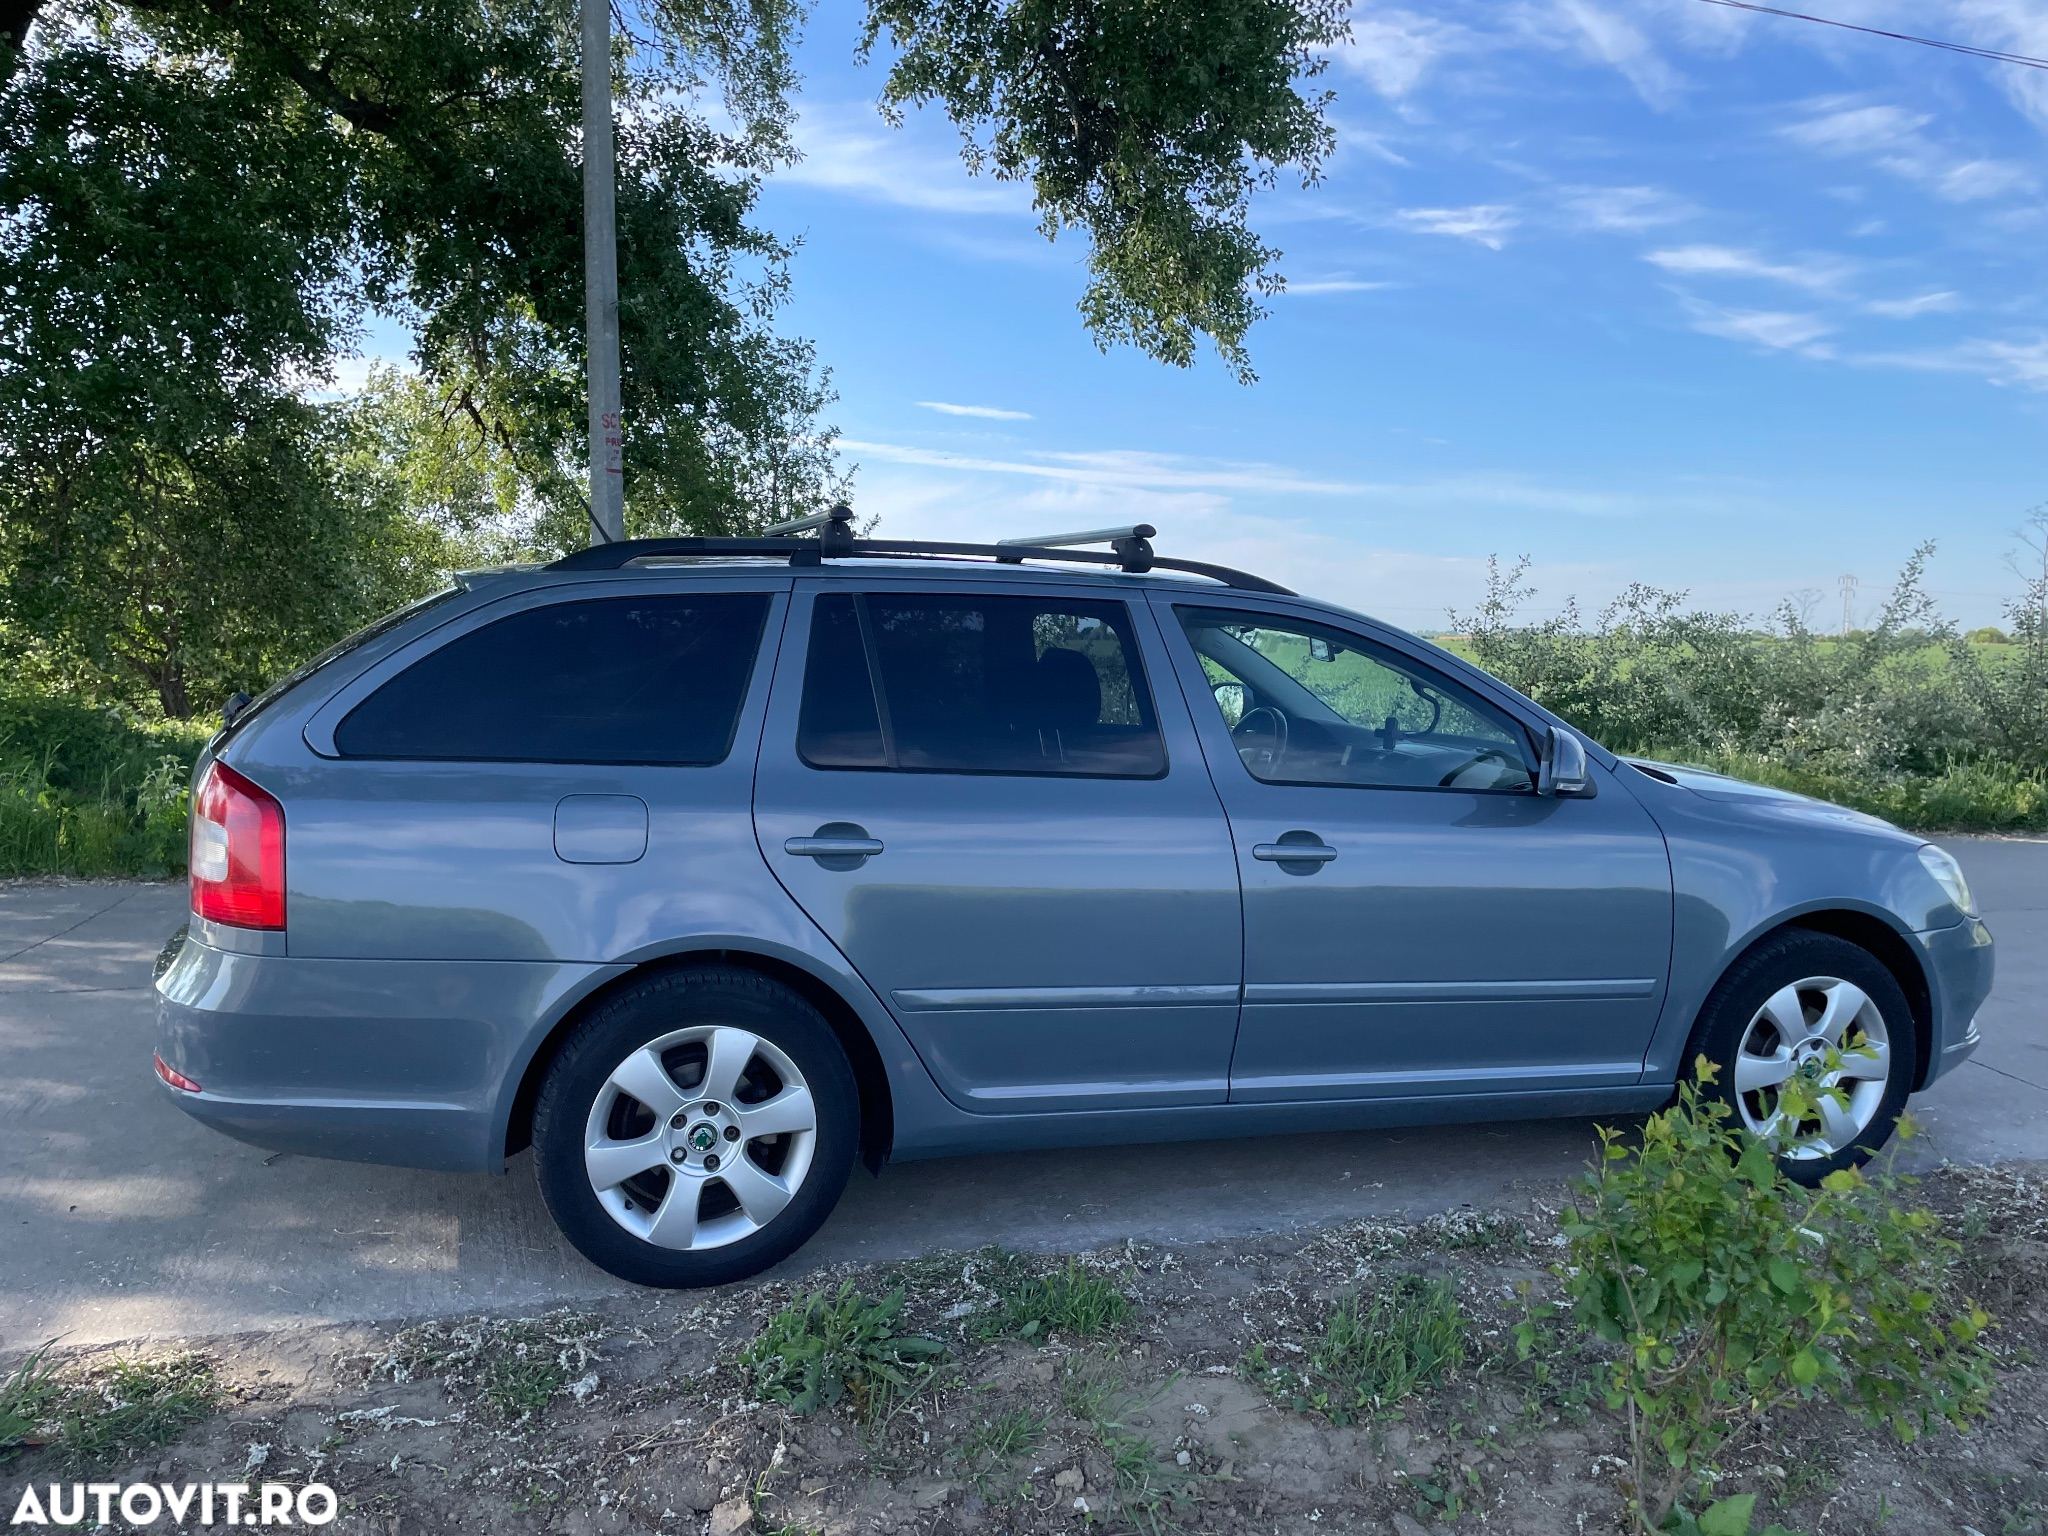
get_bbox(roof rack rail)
[546,505,1295,595]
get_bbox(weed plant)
[741,1283,946,1420]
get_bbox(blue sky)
[745,0,2048,631]
[344,0,2048,631]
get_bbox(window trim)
[1171,602,1542,797]
[329,590,776,768]
[793,587,1172,781]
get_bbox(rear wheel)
[532,966,858,1286]
[1689,931,1917,1185]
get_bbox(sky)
[371,0,2048,632]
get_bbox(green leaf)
[1789,1348,1822,1386]
[1698,1493,1757,1535]
[1768,1258,1803,1296]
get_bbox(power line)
[1692,0,2048,71]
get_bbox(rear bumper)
[1915,917,1994,1088]
[154,932,618,1172]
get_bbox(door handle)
[1252,839,1338,864]
[785,836,885,858]
[784,821,884,863]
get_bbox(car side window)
[1175,606,1536,793]
[798,591,1166,777]
[335,593,771,764]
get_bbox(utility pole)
[581,0,625,544]
[1838,573,1859,636]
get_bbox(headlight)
[1918,843,1977,917]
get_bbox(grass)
[1248,1274,1468,1426]
[970,1253,1133,1343]
[0,691,208,878]
[0,1348,220,1466]
[1057,1357,1188,1533]
[740,1283,947,1421]
[480,1354,570,1420]
[958,1405,1047,1498]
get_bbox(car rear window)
[797,591,1165,777]
[335,593,770,764]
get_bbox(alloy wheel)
[1732,974,1893,1159]
[582,1024,818,1250]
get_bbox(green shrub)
[1543,1067,1994,1532]
[1450,538,2048,833]
[1249,1273,1467,1424]
[0,692,206,877]
[739,1283,946,1420]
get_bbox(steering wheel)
[1233,706,1290,774]
[1436,748,1515,788]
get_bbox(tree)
[2,0,1344,711]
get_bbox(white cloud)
[1686,303,1835,352]
[1555,0,1686,108]
[1783,100,2035,203]
[1645,244,1851,293]
[840,440,1366,496]
[1394,204,1519,248]
[301,353,414,401]
[1562,184,1694,232]
[1333,8,1464,98]
[781,102,1026,215]
[918,401,1033,420]
[1284,278,1399,294]
[1859,334,2048,391]
[1866,291,1960,319]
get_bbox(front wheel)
[1689,931,1917,1185]
[532,966,859,1287]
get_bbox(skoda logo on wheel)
[687,1123,718,1154]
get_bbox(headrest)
[1033,647,1101,729]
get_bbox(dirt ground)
[5,1161,2045,1536]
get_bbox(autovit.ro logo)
[11,1482,338,1526]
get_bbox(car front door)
[1153,596,1673,1103]
[752,579,1242,1113]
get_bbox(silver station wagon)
[155,511,1994,1286]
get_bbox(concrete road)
[2,839,2042,1350]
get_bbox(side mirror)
[1537,726,1591,797]
[1212,681,1247,727]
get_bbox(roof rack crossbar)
[994,524,1156,549]
[544,505,1293,594]
[760,509,843,536]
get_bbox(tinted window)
[336,593,770,763]
[798,592,1165,777]
[1178,606,1535,793]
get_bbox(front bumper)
[1915,916,1993,1088]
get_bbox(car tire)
[1688,930,1918,1185]
[532,965,859,1287]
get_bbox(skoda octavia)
[155,516,1994,1286]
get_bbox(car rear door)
[1152,595,1674,1103]
[752,577,1242,1113]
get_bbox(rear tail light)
[154,1053,202,1093]
[190,760,286,930]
